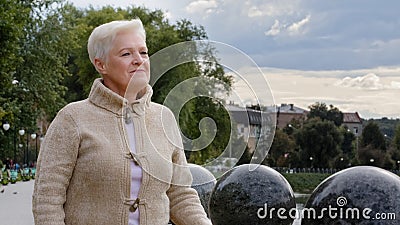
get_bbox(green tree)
[0,0,31,122]
[186,98,231,164]
[308,102,343,126]
[266,129,296,167]
[1,0,73,120]
[19,1,76,118]
[389,125,400,169]
[357,144,394,169]
[340,127,356,157]
[364,117,400,139]
[392,124,400,151]
[295,118,343,168]
[1,0,73,161]
[361,122,386,150]
[282,118,303,136]
[0,0,31,159]
[357,121,394,169]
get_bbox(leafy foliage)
[308,102,343,126]
[361,122,386,150]
[1,0,72,161]
[363,117,400,138]
[295,118,343,168]
[0,0,31,123]
[267,129,296,167]
[393,125,400,151]
[340,127,356,157]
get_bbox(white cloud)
[185,0,218,15]
[334,73,400,90]
[265,20,281,36]
[288,15,311,35]
[256,1,299,17]
[335,73,383,90]
[247,6,263,17]
[391,81,400,89]
[265,15,311,37]
[244,1,302,19]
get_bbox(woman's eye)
[121,52,130,56]
[140,51,148,55]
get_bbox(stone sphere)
[169,164,216,225]
[303,166,400,225]
[209,164,296,225]
[188,163,217,216]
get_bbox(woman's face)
[95,29,150,97]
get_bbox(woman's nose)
[132,52,144,65]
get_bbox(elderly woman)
[32,19,212,225]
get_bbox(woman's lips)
[130,69,145,73]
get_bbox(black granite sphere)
[303,166,400,225]
[169,164,216,225]
[188,163,217,216]
[209,164,296,225]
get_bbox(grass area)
[281,172,332,194]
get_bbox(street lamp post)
[30,133,37,165]
[18,129,25,164]
[2,122,11,159]
[18,129,25,136]
[310,156,314,168]
[2,123,10,131]
[25,132,31,165]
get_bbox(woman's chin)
[126,78,149,97]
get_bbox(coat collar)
[88,78,153,117]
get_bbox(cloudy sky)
[68,0,400,118]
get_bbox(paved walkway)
[0,180,34,225]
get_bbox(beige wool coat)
[32,78,212,225]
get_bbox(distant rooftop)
[225,104,263,125]
[225,103,275,125]
[278,103,308,114]
[343,112,362,124]
[225,103,307,114]
[225,104,247,112]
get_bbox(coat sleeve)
[165,109,213,225]
[32,106,80,225]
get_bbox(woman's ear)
[94,58,107,74]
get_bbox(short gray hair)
[87,19,146,65]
